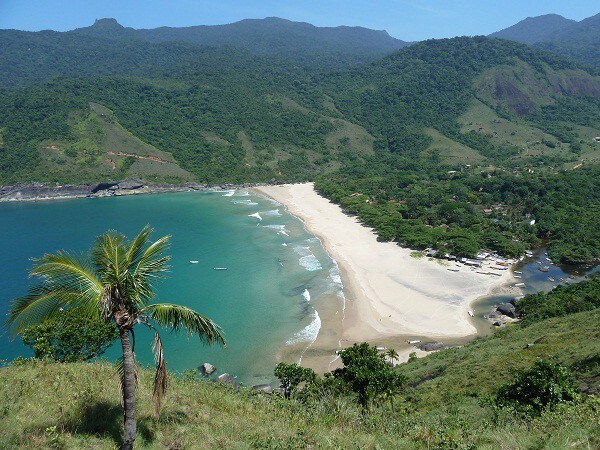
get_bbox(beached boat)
[407,340,421,344]
[515,282,525,287]
[514,271,523,274]
[468,311,474,317]
[447,268,459,272]
[514,275,522,278]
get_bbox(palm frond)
[125,225,154,268]
[151,331,167,418]
[6,253,104,335]
[141,304,226,347]
[30,251,104,299]
[92,231,127,286]
[130,235,171,306]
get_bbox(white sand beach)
[254,183,515,356]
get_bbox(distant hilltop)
[70,16,409,57]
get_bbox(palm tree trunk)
[119,328,137,450]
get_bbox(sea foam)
[293,246,322,271]
[302,289,311,302]
[261,209,282,217]
[233,199,258,205]
[286,310,321,345]
[222,190,235,197]
[248,212,262,221]
[263,224,289,236]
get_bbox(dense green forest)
[1,28,599,264]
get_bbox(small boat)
[468,311,474,317]
[558,277,568,284]
[189,260,199,264]
[539,266,549,272]
[213,267,228,271]
[515,282,525,287]
[548,276,555,282]
[514,275,522,279]
[536,261,542,265]
[407,339,421,344]
[447,268,459,272]
[514,271,523,274]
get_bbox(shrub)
[21,308,118,362]
[332,343,406,409]
[495,359,580,416]
[274,362,316,399]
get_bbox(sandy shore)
[254,183,515,369]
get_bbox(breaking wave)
[286,310,321,346]
[293,246,322,271]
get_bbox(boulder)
[496,303,516,318]
[211,373,238,390]
[116,180,144,190]
[198,363,216,376]
[252,384,274,394]
[418,342,446,352]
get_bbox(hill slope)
[489,14,576,45]
[1,307,598,448]
[489,12,600,67]
[72,17,408,60]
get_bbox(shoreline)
[0,180,270,203]
[253,183,516,371]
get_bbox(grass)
[1,309,598,449]
[422,128,484,165]
[458,98,571,157]
[37,103,195,185]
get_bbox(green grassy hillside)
[1,308,598,449]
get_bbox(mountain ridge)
[70,16,408,58]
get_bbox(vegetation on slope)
[1,34,599,263]
[1,308,598,448]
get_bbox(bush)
[495,359,580,416]
[274,362,316,399]
[332,343,406,409]
[21,308,118,362]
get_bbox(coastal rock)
[486,310,501,319]
[418,342,447,352]
[211,373,238,390]
[496,303,516,318]
[252,384,274,394]
[114,180,145,190]
[199,363,216,375]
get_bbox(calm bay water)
[0,190,343,386]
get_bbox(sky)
[0,0,598,41]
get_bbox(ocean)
[0,190,344,386]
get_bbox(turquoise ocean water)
[0,190,344,385]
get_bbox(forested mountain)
[489,14,576,45]
[534,13,600,68]
[489,12,600,66]
[75,17,407,54]
[1,22,599,263]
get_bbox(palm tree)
[6,226,225,450]
[384,348,399,365]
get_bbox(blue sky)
[0,0,598,41]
